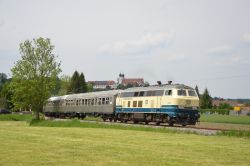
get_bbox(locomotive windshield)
[177,89,187,96]
[188,90,197,96]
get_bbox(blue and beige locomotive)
[44,83,200,126]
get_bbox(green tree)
[195,85,200,98]
[11,37,61,119]
[86,83,93,92]
[0,80,13,110]
[200,88,213,109]
[58,75,71,95]
[79,72,87,93]
[68,71,87,93]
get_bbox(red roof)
[121,78,144,85]
[88,80,115,86]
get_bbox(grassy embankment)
[200,114,250,124]
[0,114,33,121]
[1,114,250,138]
[0,121,250,166]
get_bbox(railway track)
[51,118,221,136]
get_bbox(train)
[44,83,200,126]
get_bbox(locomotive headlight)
[192,106,198,110]
[178,105,184,109]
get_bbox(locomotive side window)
[121,92,133,97]
[165,90,172,96]
[127,101,131,107]
[139,91,144,96]
[178,89,187,96]
[155,90,164,96]
[188,90,197,96]
[138,101,143,107]
[133,101,137,107]
[134,92,139,97]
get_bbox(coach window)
[178,89,187,96]
[145,100,148,104]
[88,99,92,105]
[165,90,172,96]
[94,98,98,105]
[106,97,109,104]
[127,101,131,107]
[133,101,137,107]
[138,101,143,107]
[102,98,105,104]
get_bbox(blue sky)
[0,0,250,98]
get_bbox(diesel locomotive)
[44,84,200,126]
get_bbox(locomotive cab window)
[188,90,197,96]
[177,89,187,96]
[165,90,172,96]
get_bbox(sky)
[0,0,250,98]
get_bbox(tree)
[11,37,61,119]
[200,88,213,109]
[79,72,87,93]
[86,83,93,92]
[58,75,71,95]
[195,85,200,98]
[68,71,87,93]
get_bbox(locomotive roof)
[124,84,193,92]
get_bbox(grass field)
[200,114,250,124]
[0,121,250,166]
[0,114,33,121]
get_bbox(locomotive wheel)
[133,120,138,124]
[168,122,174,126]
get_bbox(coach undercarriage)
[44,111,198,126]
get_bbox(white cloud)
[99,32,175,55]
[208,45,233,55]
[242,33,250,43]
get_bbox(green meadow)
[200,114,250,125]
[0,121,250,166]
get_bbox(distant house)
[88,80,116,89]
[212,99,241,107]
[117,73,144,86]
